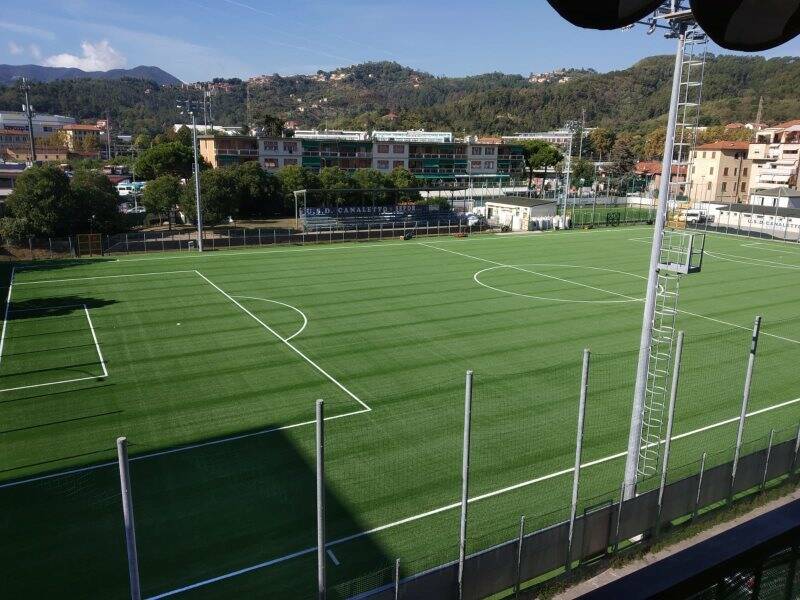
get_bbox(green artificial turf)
[1,227,799,599]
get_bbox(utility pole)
[21,78,37,163]
[753,96,764,142]
[578,107,586,159]
[178,99,204,252]
[105,110,112,160]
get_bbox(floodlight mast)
[622,3,693,500]
[178,100,204,252]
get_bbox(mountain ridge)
[0,64,182,86]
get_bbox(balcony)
[216,148,258,157]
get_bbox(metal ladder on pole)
[669,25,708,215]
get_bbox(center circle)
[473,264,646,304]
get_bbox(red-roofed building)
[61,123,102,152]
[687,142,752,203]
[634,160,687,194]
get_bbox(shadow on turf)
[6,296,117,320]
[0,422,392,599]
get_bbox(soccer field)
[2,227,800,599]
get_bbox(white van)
[685,209,706,224]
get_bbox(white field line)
[706,250,800,271]
[195,271,370,412]
[231,295,308,342]
[145,394,800,600]
[11,269,197,286]
[84,305,108,378]
[423,242,800,346]
[0,304,108,394]
[419,242,641,303]
[0,266,15,368]
[739,242,800,255]
[326,549,341,566]
[0,407,369,490]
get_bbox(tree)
[275,165,320,210]
[610,133,638,177]
[134,141,196,180]
[0,165,71,240]
[643,127,667,160]
[588,127,615,161]
[68,170,121,234]
[80,135,100,153]
[233,162,283,217]
[253,112,285,137]
[570,158,595,188]
[175,125,194,148]
[520,140,548,189]
[142,175,182,228]
[133,133,152,150]
[388,167,418,189]
[181,169,239,226]
[319,166,354,206]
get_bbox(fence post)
[761,429,775,492]
[48,238,53,259]
[457,370,474,600]
[28,237,34,261]
[791,424,800,480]
[161,231,165,252]
[394,558,400,600]
[656,331,684,537]
[125,233,129,254]
[692,452,707,522]
[514,515,525,599]
[69,235,74,257]
[143,232,147,253]
[316,399,326,600]
[116,437,141,600]
[730,316,762,502]
[612,481,625,553]
[566,349,590,573]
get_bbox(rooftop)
[485,196,558,208]
[62,124,101,131]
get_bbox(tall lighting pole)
[21,78,37,163]
[178,99,204,252]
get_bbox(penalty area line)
[145,394,800,599]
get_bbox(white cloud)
[29,44,42,60]
[43,40,126,71]
[8,41,23,55]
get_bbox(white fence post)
[566,349,590,572]
[316,400,326,600]
[457,370,474,600]
[731,316,762,501]
[116,437,141,600]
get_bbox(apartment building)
[200,131,526,180]
[747,120,800,191]
[686,141,751,203]
[60,124,102,151]
[0,112,75,139]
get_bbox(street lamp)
[178,100,203,252]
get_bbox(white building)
[372,130,453,143]
[749,187,800,209]
[293,129,369,141]
[0,111,75,139]
[747,120,800,191]
[173,124,242,136]
[503,130,574,146]
[484,197,558,231]
[259,137,302,170]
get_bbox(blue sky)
[2,0,799,82]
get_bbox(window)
[733,168,738,176]
[393,160,404,168]
[722,182,727,192]
[377,144,389,154]
[723,167,729,176]
[377,159,390,169]
[702,152,706,159]
[471,147,482,155]
[484,147,496,155]
[484,160,495,169]
[709,167,714,175]
[711,152,716,159]
[263,141,278,152]
[471,160,482,169]
[707,182,712,191]
[283,141,298,153]
[741,182,746,192]
[263,158,278,168]
[283,158,297,166]
[393,144,404,154]
[743,167,749,176]
[692,166,696,174]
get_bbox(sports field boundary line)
[145,394,800,599]
[231,295,308,341]
[0,265,15,368]
[0,303,108,394]
[422,242,800,346]
[0,406,369,490]
[11,269,198,286]
[194,270,370,412]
